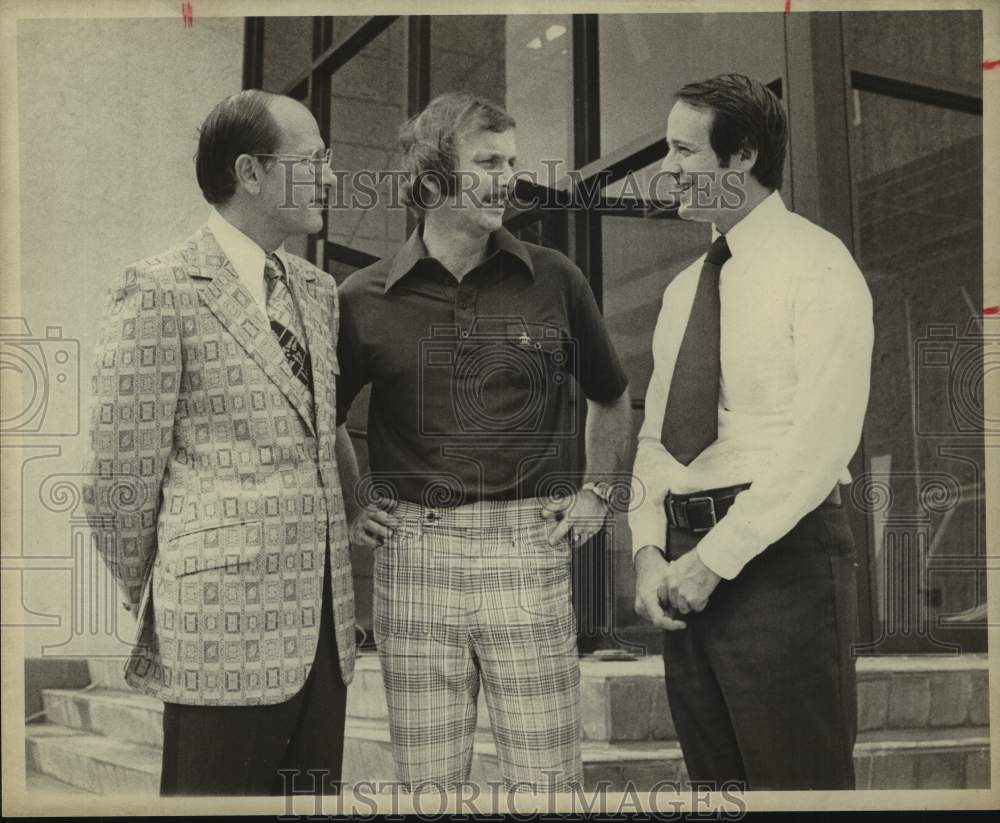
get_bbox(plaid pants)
[372,497,583,791]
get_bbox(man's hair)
[397,92,516,211]
[675,74,787,191]
[195,89,282,205]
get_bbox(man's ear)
[420,174,440,199]
[411,172,442,210]
[233,154,262,196]
[734,142,758,171]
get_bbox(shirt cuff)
[630,512,667,561]
[695,540,745,580]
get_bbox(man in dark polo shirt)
[333,92,631,791]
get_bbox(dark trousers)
[160,549,348,796]
[662,503,859,791]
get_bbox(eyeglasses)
[253,148,333,172]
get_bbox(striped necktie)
[264,253,313,392]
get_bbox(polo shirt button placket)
[456,288,475,339]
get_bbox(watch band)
[581,481,614,507]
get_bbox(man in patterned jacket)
[83,90,354,796]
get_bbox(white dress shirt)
[629,192,874,579]
[206,208,289,315]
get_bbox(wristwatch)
[581,481,615,509]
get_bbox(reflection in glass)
[327,20,408,261]
[848,85,984,649]
[598,13,786,155]
[430,15,572,185]
[261,17,313,93]
[601,216,709,400]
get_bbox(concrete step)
[26,653,989,794]
[343,718,989,791]
[342,716,685,790]
[25,766,96,795]
[56,653,994,741]
[85,657,131,691]
[347,653,989,742]
[347,656,677,743]
[856,727,990,789]
[25,717,988,794]
[855,655,990,733]
[42,687,163,748]
[25,722,160,795]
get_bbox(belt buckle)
[666,496,686,530]
[686,496,717,533]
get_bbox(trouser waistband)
[391,497,549,531]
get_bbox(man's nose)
[496,165,515,193]
[660,151,680,175]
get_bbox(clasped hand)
[634,547,721,631]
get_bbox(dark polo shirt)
[335,226,628,506]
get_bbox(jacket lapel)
[185,227,316,437]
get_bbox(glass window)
[327,19,408,261]
[330,16,370,48]
[601,215,709,400]
[843,11,985,652]
[598,13,786,155]
[430,15,573,186]
[261,17,313,93]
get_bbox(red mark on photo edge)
[983,59,1000,70]
[984,306,999,316]
[784,0,792,12]
[182,2,193,27]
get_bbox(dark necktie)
[264,253,313,392]
[660,235,732,465]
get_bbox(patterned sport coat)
[83,226,355,705]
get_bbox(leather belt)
[665,483,842,534]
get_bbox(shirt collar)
[207,208,289,283]
[712,190,786,260]
[384,224,534,293]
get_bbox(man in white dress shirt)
[630,74,873,789]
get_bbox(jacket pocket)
[161,520,264,577]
